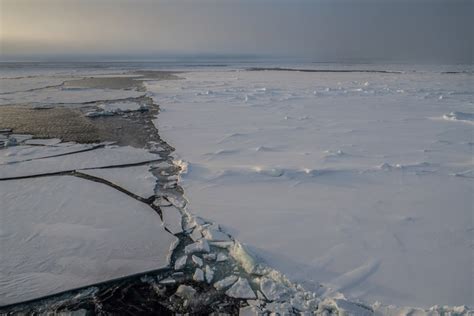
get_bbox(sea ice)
[193,268,204,282]
[184,240,210,254]
[225,277,256,299]
[174,255,187,270]
[0,175,177,305]
[0,142,95,165]
[192,255,203,267]
[202,228,231,241]
[216,253,229,262]
[81,164,157,198]
[213,275,238,291]
[205,265,214,284]
[0,145,160,179]
[260,277,288,301]
[160,206,183,234]
[148,68,473,307]
[175,285,196,299]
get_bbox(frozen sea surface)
[148,68,473,307]
[0,175,177,306]
[0,63,472,313]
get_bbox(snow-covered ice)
[174,255,188,270]
[0,145,160,179]
[1,63,472,313]
[148,68,473,307]
[214,275,238,291]
[205,265,214,283]
[184,240,211,254]
[192,255,204,267]
[81,164,157,198]
[0,142,96,164]
[225,277,256,299]
[160,205,184,234]
[193,268,205,282]
[0,175,177,306]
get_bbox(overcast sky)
[1,0,472,63]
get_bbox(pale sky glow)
[0,0,472,63]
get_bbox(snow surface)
[0,143,95,164]
[0,175,177,306]
[147,69,473,307]
[0,145,160,179]
[81,164,157,198]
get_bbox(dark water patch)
[64,77,146,91]
[0,106,101,143]
[0,97,164,147]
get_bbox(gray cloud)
[1,0,472,63]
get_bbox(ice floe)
[193,268,205,282]
[0,145,160,179]
[160,205,184,234]
[225,277,256,299]
[184,240,211,254]
[0,142,96,164]
[0,175,177,305]
[81,164,157,198]
[214,275,238,291]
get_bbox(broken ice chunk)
[174,255,187,270]
[203,253,217,261]
[161,206,183,234]
[265,301,293,314]
[210,241,234,248]
[175,285,196,299]
[184,240,210,254]
[225,277,256,299]
[205,265,214,284]
[260,277,288,301]
[192,255,203,267]
[190,228,203,241]
[184,215,208,230]
[239,306,260,316]
[203,228,231,241]
[153,197,172,207]
[216,253,228,262]
[159,277,176,285]
[193,268,205,282]
[165,194,187,208]
[214,275,238,291]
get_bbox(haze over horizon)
[1,0,473,64]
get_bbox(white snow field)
[147,68,473,308]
